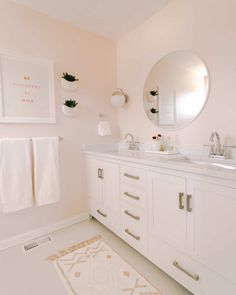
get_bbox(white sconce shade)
[111,88,127,107]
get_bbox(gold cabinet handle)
[97,168,104,179]
[186,194,192,212]
[125,229,140,240]
[173,261,199,281]
[124,210,140,220]
[124,192,140,200]
[178,192,184,210]
[97,209,107,218]
[124,173,140,180]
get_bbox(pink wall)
[2,0,236,242]
[117,0,236,150]
[0,0,118,240]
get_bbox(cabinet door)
[148,172,187,250]
[86,158,103,205]
[103,161,120,215]
[188,180,236,284]
[86,157,120,233]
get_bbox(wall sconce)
[111,88,127,107]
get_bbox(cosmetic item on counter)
[152,134,164,151]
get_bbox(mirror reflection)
[143,51,209,129]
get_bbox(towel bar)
[30,136,64,141]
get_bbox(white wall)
[0,0,118,241]
[117,0,236,150]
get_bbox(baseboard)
[0,212,89,251]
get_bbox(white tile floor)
[0,219,192,295]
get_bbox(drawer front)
[89,197,99,216]
[90,204,120,236]
[121,201,146,231]
[121,183,146,209]
[92,205,109,226]
[120,165,146,188]
[121,202,147,255]
[148,236,235,295]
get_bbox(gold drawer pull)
[97,209,107,218]
[178,192,184,210]
[124,210,140,220]
[125,229,140,240]
[97,168,104,179]
[124,173,140,180]
[124,192,140,200]
[173,261,199,281]
[186,194,192,212]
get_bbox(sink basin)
[104,151,236,171]
[106,150,140,157]
[172,157,236,170]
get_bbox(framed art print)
[0,53,55,123]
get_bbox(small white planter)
[61,78,78,92]
[148,110,158,122]
[148,93,158,102]
[62,105,78,117]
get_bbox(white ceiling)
[12,0,174,40]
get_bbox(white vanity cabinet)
[86,156,120,235]
[85,152,236,294]
[120,165,148,255]
[148,171,187,251]
[148,171,236,294]
[188,179,236,285]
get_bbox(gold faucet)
[209,132,221,156]
[124,133,139,150]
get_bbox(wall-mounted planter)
[148,93,158,102]
[62,104,78,117]
[149,108,159,122]
[61,78,78,92]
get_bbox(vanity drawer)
[90,204,120,236]
[121,201,146,231]
[148,236,235,295]
[120,165,146,188]
[121,183,146,209]
[121,202,147,255]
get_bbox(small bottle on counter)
[157,134,166,152]
[158,134,166,152]
[165,136,174,152]
[152,134,164,151]
[152,136,157,150]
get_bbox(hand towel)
[0,138,33,213]
[97,120,111,136]
[32,137,61,206]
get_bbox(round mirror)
[143,51,209,129]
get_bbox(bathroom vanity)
[85,149,236,295]
[85,50,236,294]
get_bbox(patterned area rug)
[47,235,163,295]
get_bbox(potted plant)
[61,72,79,92]
[150,107,159,114]
[62,99,78,117]
[148,89,158,101]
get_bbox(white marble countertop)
[84,145,236,182]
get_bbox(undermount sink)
[172,157,236,170]
[106,150,140,157]
[104,151,236,171]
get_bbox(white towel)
[32,137,60,206]
[0,138,33,213]
[97,120,111,136]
